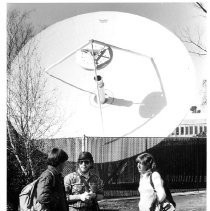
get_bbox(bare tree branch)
[7,10,34,73]
[7,9,63,179]
[178,26,207,56]
[196,2,207,13]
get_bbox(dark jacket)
[37,165,68,211]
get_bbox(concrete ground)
[99,190,206,211]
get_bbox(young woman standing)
[136,152,166,211]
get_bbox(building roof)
[180,112,207,125]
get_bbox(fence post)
[82,135,86,151]
[145,138,148,151]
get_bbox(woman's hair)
[136,152,157,172]
[47,148,68,167]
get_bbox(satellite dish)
[16,11,196,138]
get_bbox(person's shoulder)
[64,172,77,180]
[90,171,99,177]
[151,171,162,180]
[40,167,58,179]
[90,172,102,181]
[152,171,161,176]
[38,169,54,185]
[40,169,52,178]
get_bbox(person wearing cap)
[64,151,104,211]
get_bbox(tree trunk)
[25,138,36,179]
[7,125,28,177]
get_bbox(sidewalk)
[99,190,206,211]
[100,190,206,201]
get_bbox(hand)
[80,192,92,202]
[88,192,96,199]
[35,202,50,211]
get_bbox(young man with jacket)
[36,148,69,211]
[64,151,104,211]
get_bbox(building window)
[185,127,188,135]
[200,126,203,133]
[190,126,193,135]
[194,126,198,135]
[176,127,179,135]
[181,127,184,135]
[204,126,207,133]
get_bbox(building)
[169,112,207,137]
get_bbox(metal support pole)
[45,41,91,73]
[90,39,104,135]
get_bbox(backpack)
[150,172,176,210]
[19,170,55,211]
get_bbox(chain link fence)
[37,137,206,197]
[7,136,206,211]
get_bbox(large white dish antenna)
[18,11,196,138]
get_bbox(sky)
[6,2,207,107]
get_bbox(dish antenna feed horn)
[94,75,106,104]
